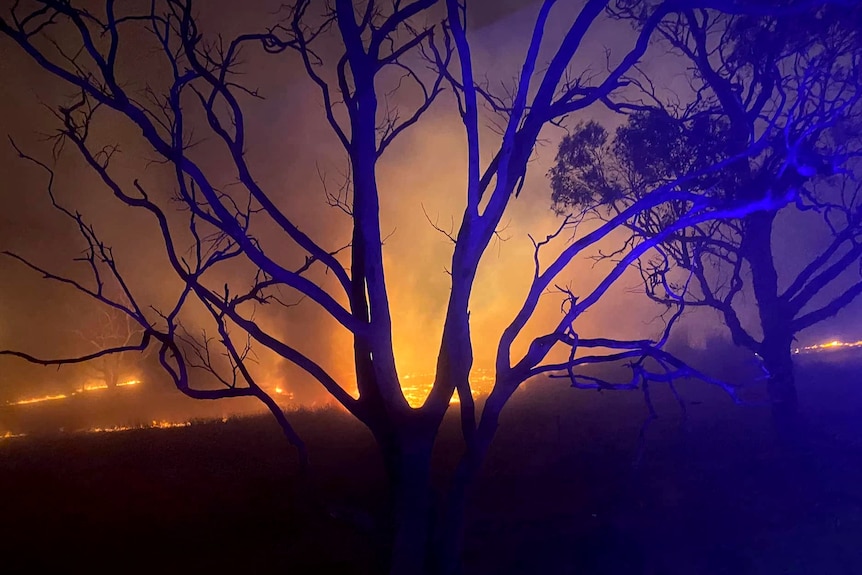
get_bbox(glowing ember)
[0,431,27,440]
[117,379,139,387]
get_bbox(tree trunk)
[433,451,478,575]
[106,368,119,389]
[742,210,801,439]
[433,390,508,575]
[761,337,800,440]
[380,433,436,575]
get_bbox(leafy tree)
[550,3,862,434]
[2,0,856,572]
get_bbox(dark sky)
[0,0,858,405]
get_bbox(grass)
[0,357,861,574]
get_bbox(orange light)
[151,420,191,429]
[87,420,191,434]
[797,339,862,353]
[8,393,67,406]
[83,383,109,391]
[399,368,493,407]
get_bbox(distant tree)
[1,1,857,573]
[74,307,146,389]
[550,3,862,434]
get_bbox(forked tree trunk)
[433,394,507,575]
[378,433,487,575]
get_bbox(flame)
[83,383,108,391]
[150,420,191,429]
[9,393,67,406]
[8,377,141,407]
[273,386,296,401]
[0,431,27,440]
[399,367,495,407]
[794,339,862,354]
[88,420,191,434]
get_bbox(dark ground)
[0,357,861,574]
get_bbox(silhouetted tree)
[74,307,146,389]
[550,3,862,435]
[2,1,857,573]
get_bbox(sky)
[0,0,859,408]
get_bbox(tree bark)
[742,211,801,438]
[378,425,493,575]
[433,388,510,575]
[380,432,436,575]
[433,445,483,575]
[761,337,800,440]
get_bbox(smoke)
[1,0,858,430]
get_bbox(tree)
[1,1,855,573]
[74,306,147,389]
[550,3,862,435]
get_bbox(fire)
[7,377,141,407]
[400,367,495,407]
[150,420,191,429]
[0,431,27,441]
[273,386,296,401]
[794,339,862,354]
[88,420,191,434]
[9,393,67,406]
[83,383,108,391]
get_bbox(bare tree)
[72,306,147,389]
[1,1,856,573]
[550,3,862,435]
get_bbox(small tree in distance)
[1,1,857,573]
[74,307,147,389]
[549,3,862,435]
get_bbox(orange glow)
[88,420,191,434]
[150,420,191,429]
[0,431,27,440]
[399,367,495,407]
[8,393,67,406]
[794,339,862,354]
[9,378,142,407]
[83,382,109,391]
[273,386,296,401]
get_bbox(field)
[1,357,861,574]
